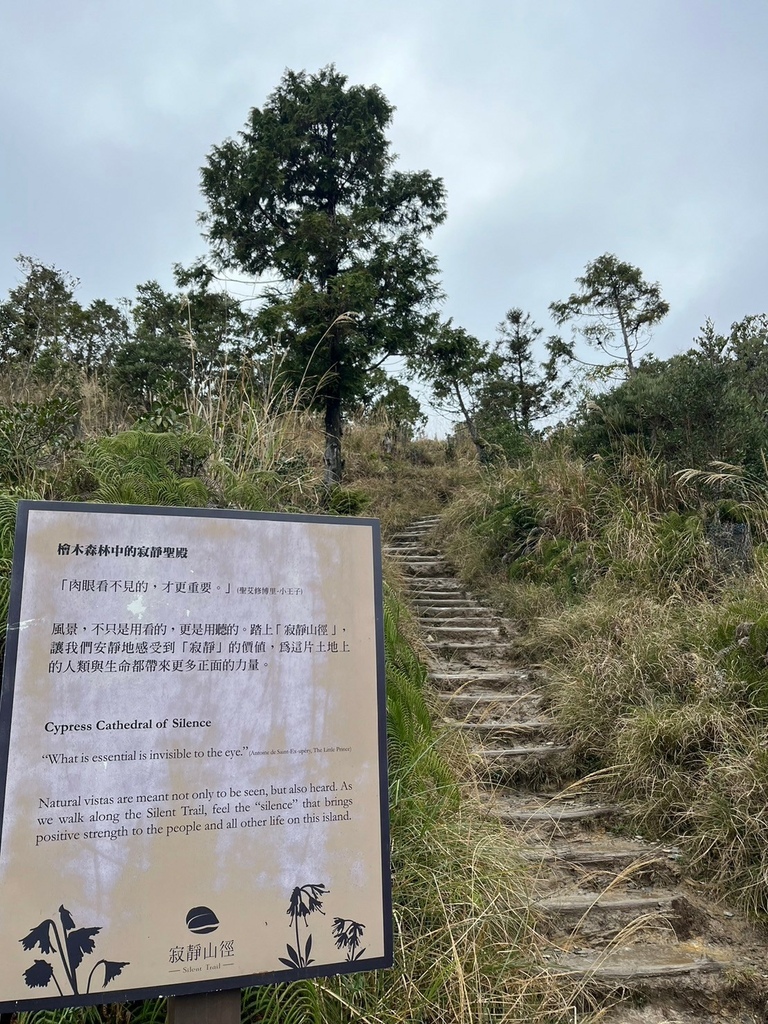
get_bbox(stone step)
[393,521,439,534]
[435,688,540,705]
[437,681,541,700]
[428,638,518,647]
[396,554,446,562]
[421,618,497,629]
[400,566,451,574]
[386,552,442,561]
[383,544,431,553]
[421,620,505,632]
[439,691,545,720]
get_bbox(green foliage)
[366,377,427,444]
[0,394,80,487]
[472,490,542,565]
[326,485,371,517]
[573,350,768,473]
[688,736,768,918]
[76,431,212,507]
[441,444,723,603]
[0,493,21,646]
[112,278,255,404]
[0,255,128,379]
[419,312,571,461]
[615,698,745,832]
[572,313,768,479]
[0,254,79,366]
[484,308,572,432]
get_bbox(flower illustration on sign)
[279,883,328,970]
[20,904,128,995]
[332,917,366,961]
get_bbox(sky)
[2,1,767,432]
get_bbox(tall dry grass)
[437,438,768,917]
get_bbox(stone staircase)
[386,516,767,1024]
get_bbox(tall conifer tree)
[200,66,446,484]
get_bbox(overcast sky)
[2,1,767,430]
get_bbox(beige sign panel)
[0,502,391,1010]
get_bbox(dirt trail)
[387,516,768,1024]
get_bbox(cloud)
[1,0,767,377]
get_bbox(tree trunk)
[612,285,636,376]
[453,383,488,460]
[323,320,345,488]
[323,391,344,487]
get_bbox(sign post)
[168,988,241,1024]
[0,501,391,1013]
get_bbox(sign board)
[0,501,391,1011]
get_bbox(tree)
[726,313,768,412]
[417,320,496,456]
[198,65,446,484]
[488,308,571,431]
[112,274,255,405]
[0,255,128,380]
[0,255,79,366]
[571,342,768,475]
[550,253,669,376]
[67,299,130,377]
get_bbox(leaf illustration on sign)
[279,884,328,970]
[19,904,129,995]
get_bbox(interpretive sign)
[0,501,391,1011]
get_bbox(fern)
[78,432,212,508]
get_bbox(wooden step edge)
[519,845,673,867]
[419,619,506,628]
[473,744,568,758]
[535,893,676,914]
[426,641,517,651]
[542,948,726,981]
[444,719,552,733]
[424,623,505,630]
[436,686,540,696]
[405,578,463,585]
[430,670,531,679]
[490,804,624,824]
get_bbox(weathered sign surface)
[0,501,391,1010]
